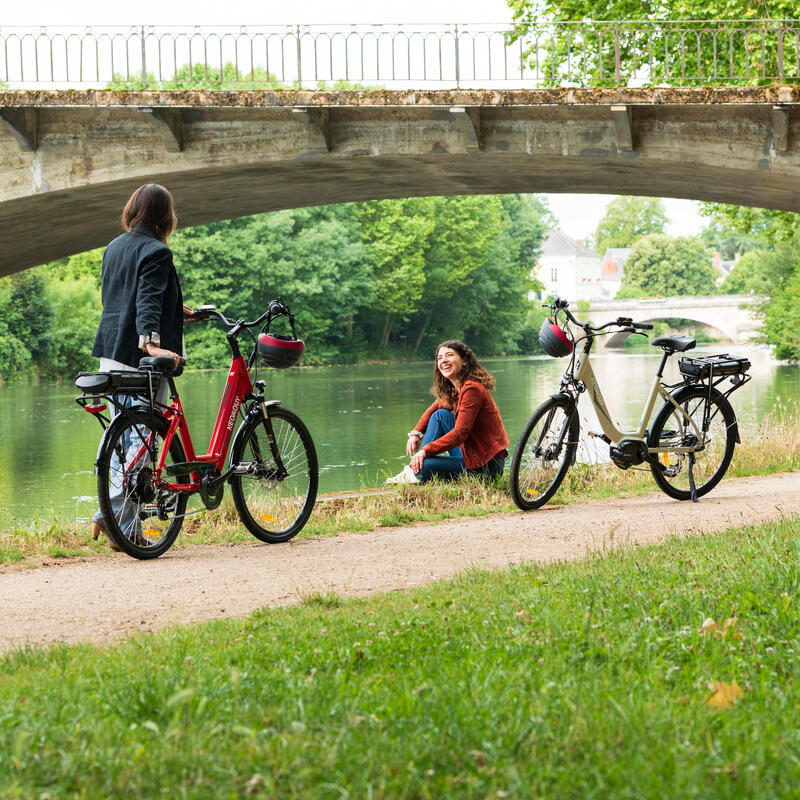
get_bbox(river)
[0,347,796,530]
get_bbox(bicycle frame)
[153,354,253,492]
[570,340,704,456]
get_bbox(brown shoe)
[91,520,121,552]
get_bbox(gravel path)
[2,472,798,654]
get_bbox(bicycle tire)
[96,408,187,559]
[230,406,318,543]
[510,395,579,511]
[648,385,737,501]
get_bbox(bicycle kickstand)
[687,453,699,503]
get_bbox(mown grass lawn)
[2,516,800,798]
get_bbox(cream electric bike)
[510,297,751,510]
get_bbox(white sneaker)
[385,465,420,485]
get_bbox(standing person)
[89,183,193,549]
[386,340,509,484]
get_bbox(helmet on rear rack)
[258,333,304,369]
[539,317,573,358]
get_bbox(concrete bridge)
[586,294,763,348]
[1,85,799,275]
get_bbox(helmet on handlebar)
[258,333,304,369]
[539,317,573,358]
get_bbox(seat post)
[656,349,671,377]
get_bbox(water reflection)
[0,348,795,528]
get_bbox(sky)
[6,0,707,241]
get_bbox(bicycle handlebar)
[190,298,293,332]
[546,296,653,333]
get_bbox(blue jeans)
[414,409,505,484]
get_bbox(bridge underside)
[1,87,799,275]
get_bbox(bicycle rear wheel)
[230,406,318,543]
[96,408,187,559]
[648,385,737,500]
[510,395,579,510]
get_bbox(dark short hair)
[121,184,177,243]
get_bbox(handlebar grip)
[637,322,654,330]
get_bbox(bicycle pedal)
[587,431,611,444]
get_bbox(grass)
[1,401,799,566]
[2,515,800,797]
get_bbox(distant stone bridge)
[586,295,762,348]
[1,85,800,275]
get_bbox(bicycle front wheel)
[96,408,187,559]
[510,395,579,510]
[648,385,737,501]
[230,406,318,543]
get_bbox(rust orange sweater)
[414,380,510,470]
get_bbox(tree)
[358,199,432,351]
[618,234,716,297]
[700,203,800,246]
[593,197,669,254]
[506,0,799,87]
[718,251,763,294]
[410,196,503,353]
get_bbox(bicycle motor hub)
[609,439,648,469]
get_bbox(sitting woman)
[387,340,509,484]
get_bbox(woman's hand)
[409,448,426,474]
[183,304,196,321]
[406,435,421,457]
[144,342,181,368]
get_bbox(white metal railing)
[0,21,798,90]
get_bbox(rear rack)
[677,353,752,405]
[679,354,751,380]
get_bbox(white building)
[535,230,605,302]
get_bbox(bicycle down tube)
[573,347,704,455]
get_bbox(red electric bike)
[75,298,318,559]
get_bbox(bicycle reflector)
[258,333,305,368]
[538,317,573,358]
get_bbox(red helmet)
[538,317,573,358]
[258,333,304,369]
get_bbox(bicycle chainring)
[199,467,225,510]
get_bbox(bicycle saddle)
[139,356,183,376]
[651,335,696,352]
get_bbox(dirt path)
[1,472,799,654]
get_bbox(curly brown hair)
[431,340,496,407]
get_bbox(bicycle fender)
[653,384,740,445]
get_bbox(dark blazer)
[92,225,183,368]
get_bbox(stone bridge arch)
[587,296,762,348]
[1,86,799,276]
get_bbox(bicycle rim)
[510,397,578,510]
[649,387,736,500]
[96,410,187,559]
[231,407,318,543]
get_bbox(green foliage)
[506,0,800,87]
[0,272,53,381]
[593,196,668,254]
[0,194,550,379]
[701,204,800,358]
[700,203,800,245]
[719,250,764,294]
[108,63,281,91]
[618,233,716,297]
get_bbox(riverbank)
[2,395,798,566]
[2,470,800,653]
